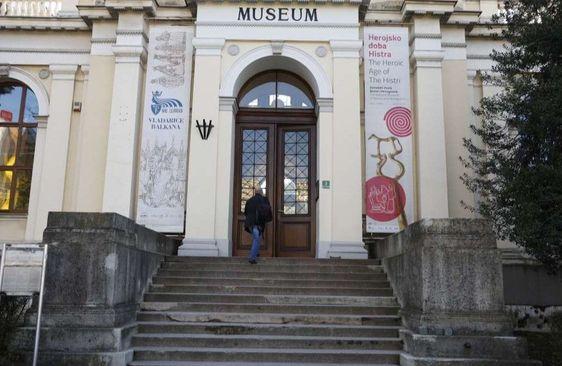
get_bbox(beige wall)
[0,2,506,246]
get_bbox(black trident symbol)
[195,119,214,140]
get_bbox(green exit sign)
[322,180,330,189]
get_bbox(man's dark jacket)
[244,194,271,233]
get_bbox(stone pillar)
[28,64,77,240]
[326,40,367,259]
[102,12,146,218]
[75,21,116,212]
[442,27,472,217]
[316,98,334,258]
[411,17,449,219]
[178,38,225,257]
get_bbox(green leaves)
[463,0,562,272]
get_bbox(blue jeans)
[249,226,261,261]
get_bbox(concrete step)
[148,284,392,297]
[129,361,397,366]
[161,262,383,273]
[156,269,387,281]
[131,334,403,350]
[136,321,401,338]
[143,293,398,306]
[165,256,381,266]
[140,301,400,315]
[152,276,390,288]
[136,311,402,326]
[132,347,401,364]
[129,361,399,366]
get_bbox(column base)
[325,241,368,259]
[178,239,220,257]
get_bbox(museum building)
[0,0,506,258]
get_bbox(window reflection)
[238,71,314,110]
[283,131,309,215]
[0,82,38,213]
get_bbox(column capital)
[49,64,78,80]
[219,96,238,113]
[193,38,225,56]
[316,97,334,113]
[112,45,147,64]
[411,50,444,70]
[467,69,478,85]
[330,40,362,59]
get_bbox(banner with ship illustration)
[363,27,414,233]
[137,26,193,233]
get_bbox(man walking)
[244,187,272,264]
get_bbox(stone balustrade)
[0,0,62,16]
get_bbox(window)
[238,71,315,110]
[0,81,38,213]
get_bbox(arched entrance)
[232,70,317,258]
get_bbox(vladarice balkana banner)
[137,26,193,233]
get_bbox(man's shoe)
[248,259,257,264]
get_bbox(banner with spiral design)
[364,27,414,233]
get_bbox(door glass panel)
[240,128,268,212]
[0,170,13,210]
[283,130,309,215]
[14,169,32,211]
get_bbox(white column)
[75,21,117,212]
[316,98,334,258]
[411,17,450,219]
[24,116,47,241]
[214,96,237,256]
[102,13,146,218]
[178,38,225,257]
[466,69,481,209]
[28,64,77,240]
[326,40,368,259]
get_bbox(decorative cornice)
[195,20,359,29]
[196,0,365,4]
[0,16,88,31]
[91,37,117,44]
[0,47,90,54]
[441,42,467,48]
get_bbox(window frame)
[237,70,316,111]
[0,80,38,214]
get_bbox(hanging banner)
[137,26,193,233]
[364,27,414,233]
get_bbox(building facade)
[0,0,505,258]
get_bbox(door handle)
[277,210,284,214]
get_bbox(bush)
[0,294,30,365]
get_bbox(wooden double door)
[232,111,317,258]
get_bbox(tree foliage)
[462,0,562,272]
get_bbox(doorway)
[232,71,317,258]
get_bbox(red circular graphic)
[365,176,406,222]
[384,106,412,137]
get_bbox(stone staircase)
[128,256,403,365]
